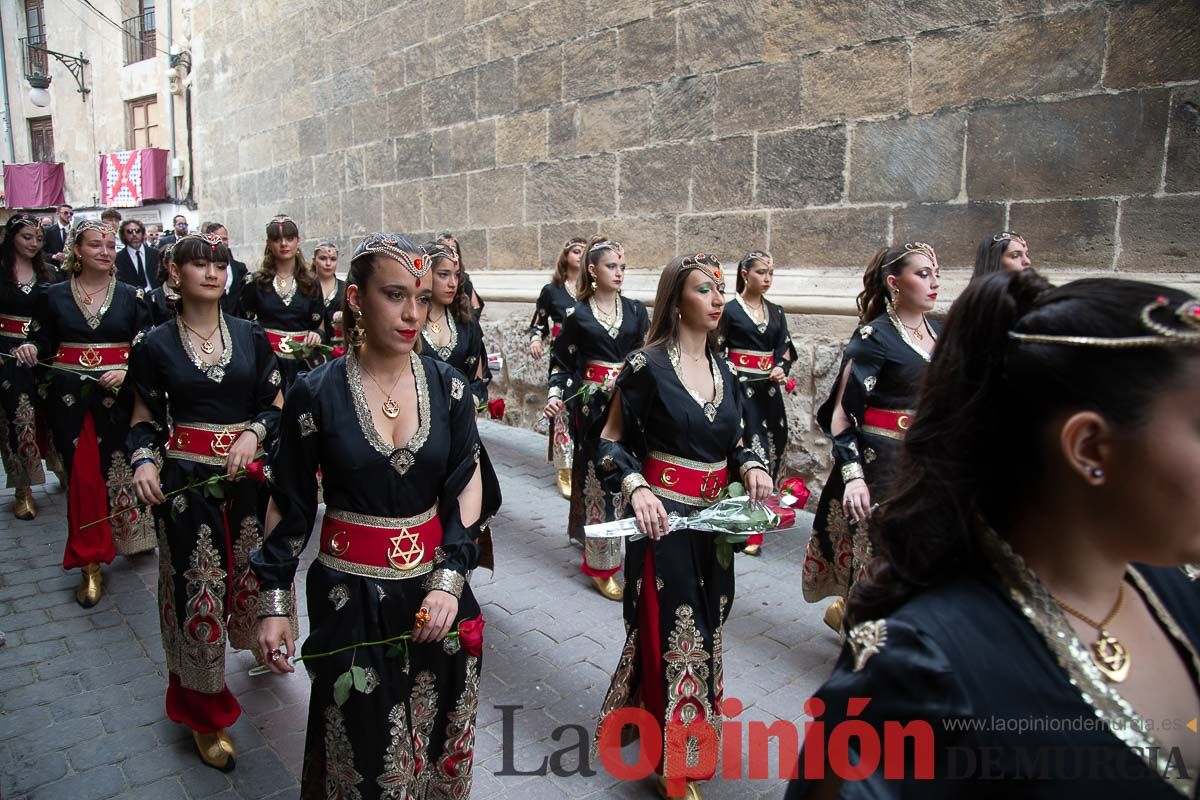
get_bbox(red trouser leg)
[165,673,241,733]
[636,548,666,774]
[63,413,115,569]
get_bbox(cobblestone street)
[0,421,839,799]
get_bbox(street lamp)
[20,38,90,104]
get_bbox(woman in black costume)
[971,230,1032,282]
[802,243,941,632]
[145,242,179,326]
[253,233,501,799]
[233,215,326,391]
[789,272,1200,798]
[530,237,585,498]
[420,241,489,407]
[592,253,772,799]
[314,240,346,347]
[126,233,289,771]
[19,220,155,607]
[722,249,796,555]
[0,214,53,520]
[545,236,650,601]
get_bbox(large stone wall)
[189,0,1200,489]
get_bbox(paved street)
[0,421,840,799]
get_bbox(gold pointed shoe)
[192,729,237,772]
[591,576,623,601]
[13,488,36,520]
[742,544,761,557]
[556,468,572,499]
[74,563,103,608]
[823,597,845,633]
[656,776,704,799]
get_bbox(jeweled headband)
[563,238,586,252]
[589,239,622,256]
[680,252,725,292]
[71,219,116,239]
[266,214,296,235]
[351,232,428,278]
[315,240,338,252]
[1009,296,1200,349]
[422,241,459,265]
[992,231,1027,247]
[739,250,771,271]
[10,213,40,230]
[176,232,226,256]
[882,241,938,270]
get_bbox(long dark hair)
[423,241,472,324]
[847,271,1200,627]
[553,237,586,289]
[577,235,621,302]
[856,244,931,324]
[1,214,51,284]
[644,253,724,353]
[256,216,317,296]
[344,234,425,354]
[972,231,1027,281]
[736,249,771,295]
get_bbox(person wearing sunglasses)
[115,219,160,292]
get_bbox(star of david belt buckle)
[277,338,294,355]
[79,346,102,368]
[700,471,723,501]
[758,356,772,371]
[210,428,236,457]
[387,527,425,571]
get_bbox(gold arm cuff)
[548,386,564,400]
[130,447,160,466]
[423,568,465,599]
[841,462,866,483]
[258,588,292,617]
[245,421,268,443]
[738,460,768,481]
[622,472,651,505]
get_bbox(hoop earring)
[349,311,366,347]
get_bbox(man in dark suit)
[202,221,248,313]
[114,219,160,291]
[43,204,74,265]
[157,214,189,248]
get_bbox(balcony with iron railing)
[19,36,49,81]
[122,9,156,65]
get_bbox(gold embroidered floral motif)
[269,369,281,386]
[593,629,639,756]
[848,619,887,671]
[433,656,480,799]
[298,412,318,438]
[628,351,648,372]
[450,377,464,400]
[409,670,439,791]
[323,705,364,800]
[179,524,228,693]
[107,451,156,555]
[714,596,728,701]
[228,515,267,651]
[377,703,415,797]
[663,605,715,768]
[9,394,44,485]
[328,584,350,611]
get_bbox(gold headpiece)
[680,252,725,292]
[71,219,116,239]
[563,238,586,252]
[422,241,459,265]
[882,241,938,270]
[352,233,428,278]
[315,240,339,252]
[1008,296,1200,349]
[589,239,623,257]
[992,231,1027,246]
[9,213,40,230]
[739,250,771,271]
[267,214,296,235]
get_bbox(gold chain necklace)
[428,307,446,335]
[75,276,108,305]
[900,315,927,341]
[181,320,221,356]
[360,362,406,420]
[273,274,296,304]
[1053,584,1130,682]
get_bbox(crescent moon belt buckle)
[659,466,679,487]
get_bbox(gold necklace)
[900,315,927,341]
[360,362,406,419]
[1053,584,1130,682]
[181,319,221,355]
[595,298,617,323]
[428,308,446,335]
[76,276,108,305]
[273,274,296,303]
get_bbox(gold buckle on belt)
[210,428,237,457]
[387,528,425,571]
[79,346,102,368]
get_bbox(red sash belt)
[552,324,562,338]
[169,421,263,467]
[583,360,622,386]
[644,451,728,506]
[317,505,442,580]
[862,407,916,440]
[0,314,31,339]
[54,342,130,372]
[727,348,775,375]
[264,329,308,359]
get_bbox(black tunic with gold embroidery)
[322,277,347,346]
[420,314,489,408]
[233,274,327,392]
[721,295,797,479]
[550,296,650,575]
[125,315,288,731]
[530,281,578,469]
[0,278,50,489]
[250,352,501,800]
[788,531,1200,798]
[803,309,939,605]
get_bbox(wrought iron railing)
[122,10,156,65]
[19,36,49,78]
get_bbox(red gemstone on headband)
[1157,296,1168,304]
[413,257,422,270]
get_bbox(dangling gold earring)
[590,278,597,290]
[349,310,366,346]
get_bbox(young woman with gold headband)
[802,242,941,632]
[233,215,328,391]
[252,233,501,799]
[17,220,155,607]
[313,240,346,347]
[971,229,1032,282]
[789,273,1200,798]
[722,249,797,556]
[592,253,772,799]
[420,241,490,408]
[0,214,55,519]
[125,232,290,771]
[530,236,586,498]
[545,236,650,600]
[145,242,179,326]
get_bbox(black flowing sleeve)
[784,618,972,799]
[593,349,658,505]
[233,276,257,320]
[125,337,168,464]
[772,304,798,376]
[132,289,154,337]
[529,284,553,341]
[817,326,887,484]
[468,319,489,407]
[29,289,57,362]
[248,323,283,449]
[249,376,320,613]
[548,309,580,399]
[634,300,650,345]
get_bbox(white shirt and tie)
[129,244,152,291]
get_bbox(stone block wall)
[189,0,1200,488]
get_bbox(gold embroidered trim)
[886,300,935,363]
[739,460,768,480]
[258,588,292,617]
[70,275,117,329]
[316,552,435,581]
[422,312,459,360]
[245,421,268,443]
[55,341,132,373]
[589,294,623,339]
[667,343,723,422]
[861,425,905,441]
[345,351,429,473]
[647,450,725,472]
[325,505,438,529]
[621,472,651,505]
[176,314,232,381]
[130,447,159,465]
[841,462,866,482]
[423,568,465,598]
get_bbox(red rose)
[330,345,346,359]
[487,399,505,420]
[784,377,797,394]
[244,459,268,484]
[458,615,485,658]
[780,476,810,508]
